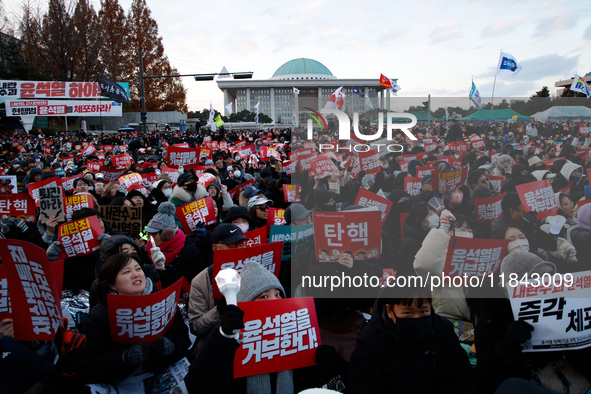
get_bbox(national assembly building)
[216,58,397,125]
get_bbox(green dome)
[272,58,334,78]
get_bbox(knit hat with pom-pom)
[146,202,178,233]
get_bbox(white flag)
[569,74,591,98]
[444,107,449,120]
[292,111,298,126]
[225,102,233,115]
[254,101,260,124]
[323,86,345,110]
[469,82,483,109]
[389,78,401,96]
[293,87,300,94]
[364,94,374,110]
[209,102,216,131]
[497,51,522,77]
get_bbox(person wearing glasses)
[247,195,274,229]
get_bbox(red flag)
[379,74,392,88]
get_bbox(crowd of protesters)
[0,116,590,394]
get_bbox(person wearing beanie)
[313,188,336,212]
[170,172,209,229]
[570,203,591,269]
[145,202,205,282]
[223,206,256,232]
[158,172,173,184]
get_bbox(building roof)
[271,58,335,79]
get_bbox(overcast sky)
[4,0,591,113]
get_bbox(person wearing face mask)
[551,160,586,203]
[396,202,437,278]
[313,188,337,212]
[170,172,209,230]
[347,288,476,393]
[414,211,475,322]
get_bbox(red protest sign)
[404,176,422,197]
[0,265,11,320]
[424,142,437,152]
[81,144,97,156]
[103,145,114,152]
[558,182,572,196]
[432,167,468,193]
[358,149,381,174]
[166,147,201,169]
[60,173,83,193]
[283,184,301,202]
[194,166,216,176]
[260,146,281,161]
[380,269,396,288]
[244,227,268,248]
[141,172,158,184]
[474,193,505,224]
[298,153,319,173]
[354,188,393,222]
[107,278,182,344]
[200,147,213,160]
[0,240,62,341]
[399,160,411,173]
[212,242,283,299]
[471,137,486,150]
[232,179,255,200]
[173,143,189,148]
[416,166,435,178]
[487,175,504,193]
[203,141,218,150]
[112,153,133,168]
[57,215,103,259]
[544,158,564,170]
[237,146,254,159]
[0,194,36,222]
[97,166,126,183]
[43,146,52,155]
[443,237,509,278]
[27,177,63,207]
[309,156,339,176]
[160,167,180,184]
[516,179,559,219]
[234,297,320,378]
[304,141,316,149]
[283,160,295,176]
[176,196,217,233]
[219,141,228,150]
[86,160,101,173]
[266,208,286,235]
[118,172,143,188]
[313,210,383,260]
[292,148,314,162]
[64,194,95,221]
[197,172,217,187]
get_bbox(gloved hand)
[152,336,175,358]
[14,219,28,233]
[315,344,341,367]
[150,247,166,270]
[439,209,456,232]
[54,318,86,376]
[1,218,13,234]
[97,233,111,242]
[194,221,206,237]
[122,342,152,367]
[557,237,577,263]
[46,241,62,261]
[178,166,184,175]
[118,183,127,194]
[501,320,534,357]
[142,179,154,191]
[221,305,244,336]
[521,211,538,233]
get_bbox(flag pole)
[490,50,501,123]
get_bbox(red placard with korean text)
[112,154,133,168]
[233,297,320,378]
[516,179,559,219]
[558,182,573,197]
[291,148,314,162]
[0,240,62,341]
[416,166,435,179]
[474,193,505,224]
[404,176,423,197]
[98,167,127,183]
[443,237,509,278]
[283,160,295,176]
[266,208,286,235]
[86,160,101,173]
[354,188,393,222]
[81,144,96,156]
[176,196,217,233]
[103,145,114,152]
[313,210,383,260]
[0,193,36,222]
[544,158,564,170]
[487,175,504,193]
[244,227,268,248]
[309,156,339,176]
[107,278,182,345]
[118,172,143,188]
[57,216,102,259]
[27,177,63,207]
[298,153,319,173]
[283,184,301,202]
[471,137,486,150]
[64,194,95,221]
[141,172,158,184]
[228,178,255,200]
[160,167,180,184]
[0,265,11,320]
[196,172,216,187]
[60,173,83,193]
[212,242,283,299]
[424,142,437,152]
[432,167,468,193]
[260,146,281,161]
[358,149,381,174]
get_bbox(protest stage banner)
[416,166,435,179]
[212,242,283,299]
[176,196,217,233]
[234,297,320,378]
[244,227,268,248]
[474,193,505,224]
[266,208,286,235]
[509,270,591,352]
[6,99,122,117]
[27,177,63,207]
[57,216,103,259]
[39,186,64,223]
[0,193,37,222]
[0,175,17,194]
[97,167,127,183]
[404,176,423,197]
[283,184,301,202]
[107,279,182,345]
[432,167,468,193]
[118,172,143,188]
[516,179,559,220]
[100,206,142,238]
[442,237,509,278]
[487,175,504,194]
[313,210,382,260]
[0,240,62,341]
[269,224,314,261]
[112,154,133,168]
[64,194,95,221]
[354,188,393,223]
[358,149,381,174]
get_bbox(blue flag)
[497,52,522,77]
[469,82,483,109]
[352,87,360,94]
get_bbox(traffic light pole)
[139,51,147,133]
